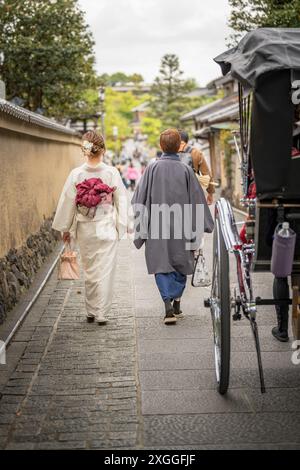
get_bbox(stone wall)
[0,100,82,323]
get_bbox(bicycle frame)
[215,198,266,392]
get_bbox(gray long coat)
[131,154,214,275]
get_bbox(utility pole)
[98,85,105,138]
[113,125,119,162]
[0,52,6,100]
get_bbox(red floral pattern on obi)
[75,178,115,208]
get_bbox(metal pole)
[98,85,105,138]
[4,245,64,347]
[101,111,105,139]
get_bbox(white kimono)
[52,161,130,321]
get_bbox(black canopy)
[215,28,300,199]
[214,28,300,91]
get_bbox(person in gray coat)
[132,128,214,325]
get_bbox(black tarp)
[214,28,300,91]
[214,28,300,199]
[250,69,297,198]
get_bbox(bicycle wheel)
[210,217,231,394]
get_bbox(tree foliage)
[102,88,163,152]
[103,88,146,152]
[0,0,96,118]
[140,116,162,148]
[228,0,300,44]
[150,54,205,129]
[98,72,144,87]
[78,85,161,153]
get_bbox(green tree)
[97,73,111,87]
[140,116,162,148]
[228,0,300,44]
[103,88,146,152]
[108,72,129,86]
[129,73,144,84]
[98,72,145,87]
[150,54,198,128]
[0,0,96,118]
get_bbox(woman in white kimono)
[52,131,130,325]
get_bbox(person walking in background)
[132,129,214,325]
[52,131,130,325]
[140,161,147,176]
[126,161,140,191]
[116,161,129,189]
[178,129,215,205]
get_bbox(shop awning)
[194,122,238,139]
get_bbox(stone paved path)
[1,232,300,449]
[0,241,141,449]
[133,232,300,450]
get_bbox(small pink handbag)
[58,244,80,280]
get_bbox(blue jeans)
[155,272,187,302]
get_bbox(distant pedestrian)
[132,129,214,325]
[126,162,140,191]
[178,129,215,205]
[116,162,129,188]
[140,162,147,175]
[52,131,130,325]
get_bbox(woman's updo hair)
[82,130,106,157]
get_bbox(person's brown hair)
[82,130,106,157]
[160,128,181,154]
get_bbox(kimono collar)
[160,153,180,161]
[82,161,105,171]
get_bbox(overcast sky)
[78,0,231,86]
